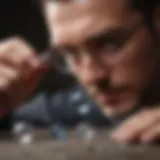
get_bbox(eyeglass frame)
[48,19,146,75]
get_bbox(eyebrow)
[54,27,128,51]
[86,27,128,44]
[54,20,143,50]
[87,19,144,44]
[42,0,70,3]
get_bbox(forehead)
[45,0,137,46]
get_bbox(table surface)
[0,129,159,160]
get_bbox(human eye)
[94,36,125,55]
[88,30,127,56]
[105,38,125,52]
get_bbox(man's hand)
[111,107,160,144]
[0,37,47,118]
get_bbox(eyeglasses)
[44,19,144,75]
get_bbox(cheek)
[111,28,154,90]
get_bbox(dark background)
[0,0,75,130]
[0,0,47,51]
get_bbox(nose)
[80,54,108,85]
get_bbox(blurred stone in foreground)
[0,129,160,160]
[12,121,34,145]
[75,123,96,142]
[50,124,67,140]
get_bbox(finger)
[0,37,35,57]
[0,64,21,96]
[141,123,160,143]
[0,64,26,110]
[7,59,48,106]
[111,108,160,143]
[3,49,38,70]
[0,64,19,80]
[0,37,20,53]
[22,52,52,89]
[0,37,39,71]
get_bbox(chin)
[99,99,139,118]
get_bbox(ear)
[153,4,160,36]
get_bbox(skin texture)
[0,0,160,144]
[0,37,47,118]
[44,0,159,116]
[43,0,160,143]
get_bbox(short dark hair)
[132,0,160,28]
[38,0,160,28]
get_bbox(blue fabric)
[13,85,109,127]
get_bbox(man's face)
[44,0,159,117]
